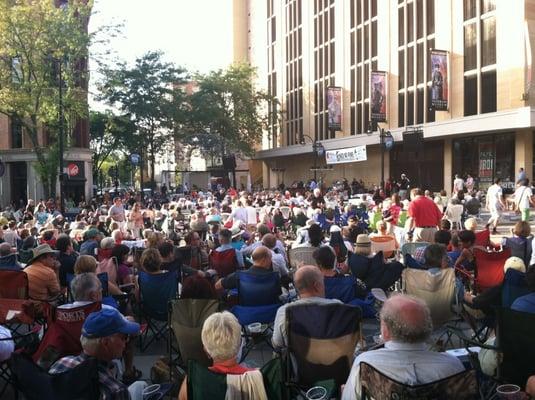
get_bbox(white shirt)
[0,326,14,362]
[514,186,533,210]
[342,341,465,400]
[453,178,464,192]
[245,206,257,225]
[230,207,247,224]
[486,184,503,209]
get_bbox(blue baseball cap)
[82,308,140,338]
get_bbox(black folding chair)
[9,352,100,400]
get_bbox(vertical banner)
[430,49,449,110]
[478,141,494,190]
[370,71,387,122]
[327,86,342,131]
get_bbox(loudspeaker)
[222,155,236,170]
[403,130,424,153]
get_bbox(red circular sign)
[67,163,79,177]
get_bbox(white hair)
[201,311,242,362]
[80,335,101,352]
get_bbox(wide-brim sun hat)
[27,244,59,265]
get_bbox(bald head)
[251,246,272,269]
[294,265,324,298]
[380,294,433,343]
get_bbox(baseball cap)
[82,308,140,338]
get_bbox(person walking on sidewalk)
[514,179,535,222]
[486,178,506,234]
[408,188,442,243]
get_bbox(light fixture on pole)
[367,121,393,190]
[299,134,325,182]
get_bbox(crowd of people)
[1,173,535,399]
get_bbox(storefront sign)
[371,71,387,122]
[327,86,342,131]
[430,49,449,111]
[325,145,367,165]
[64,161,85,180]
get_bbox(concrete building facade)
[234,0,535,194]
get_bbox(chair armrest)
[445,326,498,351]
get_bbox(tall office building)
[234,0,535,193]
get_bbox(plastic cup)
[496,384,521,399]
[248,322,262,333]
[142,384,161,400]
[305,386,328,400]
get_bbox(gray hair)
[80,335,101,352]
[201,311,242,362]
[423,244,447,269]
[380,294,433,343]
[70,273,101,302]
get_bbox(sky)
[88,0,234,108]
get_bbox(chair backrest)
[324,276,357,303]
[474,229,491,247]
[504,236,533,267]
[208,248,237,278]
[33,302,102,369]
[10,352,100,400]
[447,204,464,222]
[288,247,317,269]
[360,362,478,400]
[237,270,280,306]
[496,308,535,387]
[279,206,291,220]
[66,273,109,301]
[402,268,456,327]
[169,298,219,367]
[400,242,429,257]
[286,303,362,386]
[187,358,282,400]
[473,248,511,293]
[501,269,531,308]
[0,270,28,299]
[370,236,396,258]
[139,270,179,320]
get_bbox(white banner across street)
[325,145,367,165]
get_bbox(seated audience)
[0,242,22,271]
[272,265,342,350]
[56,234,78,287]
[261,233,289,278]
[178,311,266,400]
[503,221,533,267]
[313,246,339,277]
[24,244,61,302]
[208,229,243,278]
[79,229,102,257]
[342,294,465,399]
[180,275,218,300]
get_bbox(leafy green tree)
[98,51,187,191]
[89,110,137,185]
[0,0,94,197]
[179,63,277,157]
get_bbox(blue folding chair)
[502,268,530,308]
[324,276,376,318]
[230,271,281,361]
[138,270,179,351]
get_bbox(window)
[398,0,435,127]
[11,118,22,149]
[463,0,496,115]
[350,0,377,134]
[267,1,279,148]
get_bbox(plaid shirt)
[49,353,130,400]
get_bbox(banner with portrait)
[430,50,449,110]
[370,71,387,122]
[327,86,342,131]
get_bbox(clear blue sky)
[88,0,233,108]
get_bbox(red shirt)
[209,363,254,375]
[408,196,442,227]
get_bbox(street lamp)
[367,121,394,190]
[299,134,325,182]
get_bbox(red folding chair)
[473,247,511,293]
[474,229,491,247]
[0,271,28,300]
[32,302,101,369]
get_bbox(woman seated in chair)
[178,311,267,400]
[502,221,533,267]
[180,275,218,300]
[369,220,399,250]
[134,248,168,300]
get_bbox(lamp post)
[300,134,325,182]
[58,58,65,214]
[367,121,393,190]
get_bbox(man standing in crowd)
[397,173,410,200]
[108,197,126,229]
[342,294,465,399]
[486,178,505,234]
[452,174,464,195]
[408,188,442,243]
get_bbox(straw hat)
[355,234,371,252]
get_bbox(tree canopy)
[0,0,94,197]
